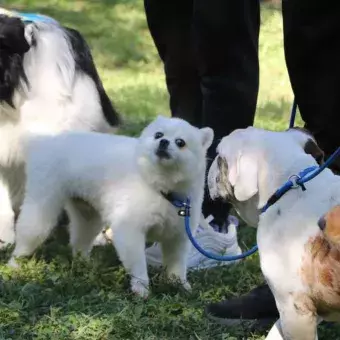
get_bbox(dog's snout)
[318,216,326,231]
[159,139,169,150]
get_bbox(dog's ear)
[228,152,258,202]
[200,127,214,150]
[288,127,324,165]
[0,16,30,54]
[304,138,324,165]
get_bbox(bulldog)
[208,126,340,340]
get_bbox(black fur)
[65,27,120,127]
[0,14,120,127]
[0,14,30,107]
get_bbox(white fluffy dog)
[0,14,119,247]
[9,116,213,297]
[208,127,340,340]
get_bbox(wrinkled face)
[208,127,260,202]
[208,127,324,227]
[208,154,234,202]
[318,206,340,249]
[208,127,262,226]
[137,116,214,182]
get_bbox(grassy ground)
[1,1,339,339]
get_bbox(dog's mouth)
[155,149,171,160]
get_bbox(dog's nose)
[159,139,169,150]
[318,216,326,231]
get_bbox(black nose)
[159,139,169,150]
[318,216,326,231]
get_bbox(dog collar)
[260,165,318,214]
[0,8,58,24]
[160,191,190,217]
[18,12,59,24]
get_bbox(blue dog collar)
[17,12,59,24]
[0,8,58,25]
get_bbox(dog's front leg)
[265,320,284,340]
[111,227,149,298]
[265,298,318,340]
[161,236,191,291]
[266,319,318,340]
[0,180,15,248]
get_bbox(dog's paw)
[92,228,113,246]
[182,281,192,292]
[7,257,19,268]
[167,274,191,291]
[0,215,15,249]
[131,280,149,299]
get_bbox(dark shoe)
[205,284,279,328]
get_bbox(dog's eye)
[175,138,186,148]
[154,132,164,139]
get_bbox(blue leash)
[171,98,340,261]
[182,199,259,261]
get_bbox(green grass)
[0,1,339,339]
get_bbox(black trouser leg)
[145,0,260,225]
[207,2,340,323]
[144,0,202,126]
[192,0,260,225]
[283,0,340,172]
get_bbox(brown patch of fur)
[330,248,340,262]
[319,268,334,288]
[303,139,324,165]
[309,236,331,260]
[216,156,235,201]
[293,292,317,316]
[322,206,340,247]
[288,127,324,164]
[301,234,340,318]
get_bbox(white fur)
[0,21,115,247]
[9,116,213,298]
[208,127,340,340]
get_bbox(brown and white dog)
[208,126,340,340]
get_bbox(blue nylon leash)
[183,200,259,261]
[172,98,340,262]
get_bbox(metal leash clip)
[288,174,301,188]
[178,201,191,217]
[288,174,306,191]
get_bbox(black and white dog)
[0,13,120,247]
